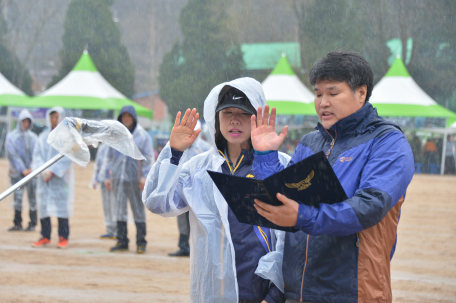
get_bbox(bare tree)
[3,0,67,67]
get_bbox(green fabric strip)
[0,94,31,106]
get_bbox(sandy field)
[0,158,455,302]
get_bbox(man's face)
[121,112,134,129]
[50,112,59,129]
[21,119,30,131]
[314,80,367,129]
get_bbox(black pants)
[444,156,456,174]
[113,180,147,247]
[117,221,146,246]
[40,217,69,240]
[177,212,190,253]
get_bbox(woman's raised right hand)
[169,108,202,152]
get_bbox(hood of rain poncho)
[143,78,288,302]
[204,77,266,151]
[46,106,65,130]
[16,109,34,131]
[118,105,137,133]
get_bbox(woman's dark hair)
[214,85,256,151]
[309,51,374,102]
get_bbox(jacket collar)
[316,102,376,140]
[220,148,254,173]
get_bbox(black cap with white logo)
[215,87,255,115]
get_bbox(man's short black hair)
[309,51,374,102]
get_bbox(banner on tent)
[11,107,47,119]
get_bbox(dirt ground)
[0,159,455,302]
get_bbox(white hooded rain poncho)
[32,106,74,219]
[143,78,289,302]
[6,109,38,179]
[5,109,38,210]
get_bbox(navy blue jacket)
[253,103,414,303]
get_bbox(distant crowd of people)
[409,134,456,174]
[5,104,212,257]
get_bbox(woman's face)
[218,107,252,147]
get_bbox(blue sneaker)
[100,234,115,239]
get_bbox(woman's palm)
[169,109,201,151]
[251,105,288,152]
[251,125,285,151]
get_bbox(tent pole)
[441,128,448,175]
[6,105,11,133]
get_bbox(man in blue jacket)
[251,51,414,303]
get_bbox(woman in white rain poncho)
[32,106,74,249]
[143,78,289,303]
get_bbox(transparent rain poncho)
[32,107,75,219]
[143,77,289,302]
[48,117,144,167]
[5,109,38,178]
[5,109,38,208]
[105,122,154,224]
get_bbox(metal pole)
[0,153,64,201]
[441,128,448,176]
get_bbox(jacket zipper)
[324,129,337,159]
[300,129,337,301]
[300,235,310,302]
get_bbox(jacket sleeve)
[32,136,45,171]
[48,154,72,178]
[6,134,26,173]
[253,144,313,179]
[142,143,190,217]
[295,131,415,236]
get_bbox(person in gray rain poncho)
[105,105,154,254]
[32,107,74,249]
[5,109,38,231]
[89,143,117,239]
[143,78,289,303]
[168,120,211,257]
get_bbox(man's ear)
[357,85,367,104]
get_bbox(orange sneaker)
[57,236,69,249]
[32,237,50,248]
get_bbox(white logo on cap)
[233,96,244,100]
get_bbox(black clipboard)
[207,151,348,232]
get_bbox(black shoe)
[25,224,36,232]
[8,225,23,232]
[109,242,128,252]
[137,245,146,254]
[168,249,189,257]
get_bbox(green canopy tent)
[370,57,456,126]
[0,72,33,155]
[0,72,31,107]
[31,51,153,122]
[370,57,456,174]
[262,54,315,116]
